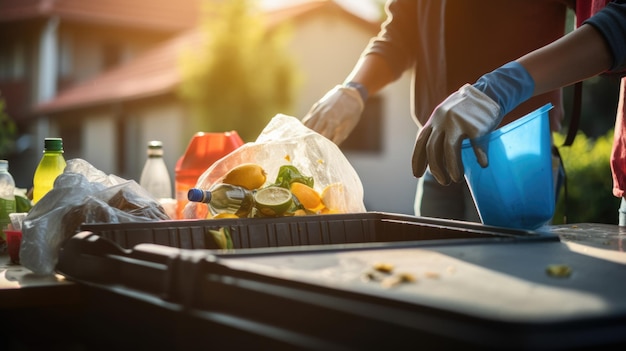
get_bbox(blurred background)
[0,0,620,222]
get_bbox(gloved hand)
[302,85,364,145]
[412,61,535,185]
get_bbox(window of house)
[339,95,383,153]
[59,119,82,159]
[0,41,26,80]
[115,116,127,175]
[57,32,73,78]
[102,43,123,70]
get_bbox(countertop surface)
[0,252,80,310]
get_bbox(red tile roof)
[0,0,201,31]
[35,29,202,115]
[34,0,380,115]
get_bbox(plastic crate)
[79,212,553,251]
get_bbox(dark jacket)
[363,0,571,130]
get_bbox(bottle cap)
[148,140,163,150]
[44,138,63,152]
[188,188,210,203]
[147,140,164,156]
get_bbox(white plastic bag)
[20,159,169,275]
[183,114,366,218]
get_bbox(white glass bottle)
[0,160,16,241]
[140,140,172,200]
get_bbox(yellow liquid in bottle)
[32,151,66,204]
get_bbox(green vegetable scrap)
[273,165,314,189]
[15,195,32,213]
[208,227,233,250]
[546,264,572,278]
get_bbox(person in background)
[411,0,626,222]
[302,0,572,221]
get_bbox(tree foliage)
[0,96,17,158]
[178,0,300,142]
[553,131,619,224]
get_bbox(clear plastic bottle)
[139,140,172,200]
[0,160,17,242]
[33,138,66,204]
[187,184,254,218]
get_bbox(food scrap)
[363,262,416,288]
[424,271,440,279]
[208,227,233,250]
[381,273,417,289]
[373,262,394,273]
[546,264,572,278]
[205,163,348,219]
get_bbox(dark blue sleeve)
[584,0,626,72]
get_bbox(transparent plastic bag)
[20,159,169,275]
[183,114,366,219]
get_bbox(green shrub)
[553,131,620,224]
[0,97,17,158]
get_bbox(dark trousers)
[415,169,481,222]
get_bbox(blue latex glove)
[473,61,535,119]
[412,61,535,184]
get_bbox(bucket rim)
[461,103,553,148]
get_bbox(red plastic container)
[174,131,244,219]
[5,230,22,264]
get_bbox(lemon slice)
[290,182,324,212]
[321,182,345,213]
[212,213,239,219]
[254,186,293,217]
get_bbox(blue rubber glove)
[412,61,535,185]
[473,61,535,119]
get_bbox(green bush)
[553,131,620,224]
[0,97,17,158]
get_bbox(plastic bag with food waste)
[183,114,366,219]
[20,159,169,275]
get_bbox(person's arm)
[300,53,396,145]
[412,3,625,185]
[521,24,612,97]
[302,0,416,145]
[344,53,397,98]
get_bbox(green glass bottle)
[33,138,67,204]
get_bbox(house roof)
[0,0,201,32]
[34,0,380,116]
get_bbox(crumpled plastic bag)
[20,158,169,275]
[183,114,366,219]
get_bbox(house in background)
[2,0,418,215]
[0,0,201,182]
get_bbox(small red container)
[174,131,244,219]
[5,230,22,264]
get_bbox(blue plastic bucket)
[461,104,554,229]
